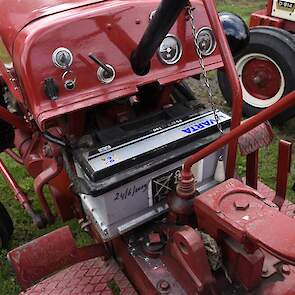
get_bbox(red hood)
[0,0,104,55]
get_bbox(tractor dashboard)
[11,0,222,130]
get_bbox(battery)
[74,110,231,241]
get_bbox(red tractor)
[218,0,295,121]
[0,0,295,294]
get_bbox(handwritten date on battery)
[114,183,147,201]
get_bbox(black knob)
[44,78,59,100]
[64,80,75,90]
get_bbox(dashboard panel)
[13,0,223,130]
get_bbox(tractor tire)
[218,26,295,123]
[0,202,13,249]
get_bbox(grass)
[0,155,93,294]
[0,1,294,294]
[218,0,266,21]
[236,122,295,202]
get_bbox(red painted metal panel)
[246,214,295,264]
[273,140,292,208]
[253,179,295,218]
[195,179,295,265]
[281,19,295,33]
[249,9,284,28]
[267,0,274,16]
[0,0,105,54]
[0,105,31,132]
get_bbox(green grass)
[218,0,266,21]
[0,154,92,294]
[0,1,294,294]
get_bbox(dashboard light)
[157,35,182,65]
[195,28,216,56]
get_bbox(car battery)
[74,109,231,241]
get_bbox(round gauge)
[157,35,182,65]
[195,27,216,56]
[52,48,73,69]
[149,10,157,21]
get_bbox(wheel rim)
[236,53,285,108]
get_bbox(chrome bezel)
[97,64,116,84]
[52,47,73,69]
[149,10,157,21]
[157,34,183,65]
[195,27,216,57]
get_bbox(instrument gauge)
[149,10,157,21]
[195,27,216,56]
[157,35,182,65]
[52,48,73,69]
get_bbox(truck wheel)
[218,27,295,122]
[0,202,13,248]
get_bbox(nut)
[234,200,250,211]
[148,232,161,245]
[157,280,170,293]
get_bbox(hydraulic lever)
[89,54,113,77]
[89,54,116,84]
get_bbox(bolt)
[160,281,169,290]
[282,265,291,275]
[42,144,53,157]
[148,232,161,245]
[234,200,250,211]
[157,280,170,293]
